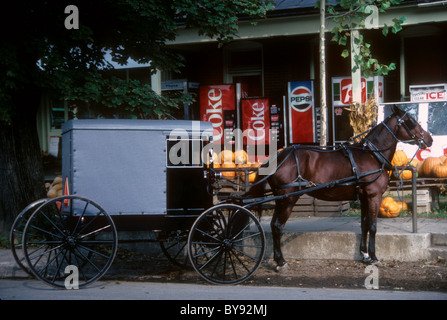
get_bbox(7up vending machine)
[331,76,383,143]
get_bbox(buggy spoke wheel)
[9,198,48,276]
[188,204,265,284]
[22,195,118,288]
[159,230,191,268]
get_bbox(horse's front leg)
[270,197,297,273]
[360,195,381,264]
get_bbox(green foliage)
[317,0,406,77]
[0,0,274,123]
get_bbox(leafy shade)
[319,0,406,77]
[0,0,275,123]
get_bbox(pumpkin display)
[420,157,443,177]
[379,197,401,218]
[391,150,408,167]
[220,150,234,164]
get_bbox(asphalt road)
[1,279,446,301]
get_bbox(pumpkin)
[234,150,248,165]
[239,163,257,182]
[396,201,408,211]
[420,157,443,177]
[391,150,408,167]
[220,150,234,164]
[221,162,237,179]
[433,162,447,178]
[379,197,401,218]
[400,170,413,180]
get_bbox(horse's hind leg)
[271,196,298,272]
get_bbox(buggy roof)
[62,119,213,137]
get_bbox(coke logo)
[290,86,313,112]
[247,102,266,141]
[206,88,223,141]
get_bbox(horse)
[249,105,433,271]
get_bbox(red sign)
[341,78,367,105]
[199,85,235,144]
[242,98,270,145]
[288,81,315,144]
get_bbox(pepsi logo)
[290,86,313,112]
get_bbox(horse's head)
[392,105,433,149]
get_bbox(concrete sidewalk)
[1,217,446,279]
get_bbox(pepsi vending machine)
[287,81,317,144]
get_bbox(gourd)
[379,197,401,218]
[420,157,443,177]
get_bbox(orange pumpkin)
[395,201,408,211]
[379,197,401,218]
[239,163,257,182]
[420,157,443,177]
[400,170,413,180]
[221,162,237,179]
[206,152,220,167]
[234,150,248,165]
[391,150,408,167]
[220,150,235,164]
[433,162,447,178]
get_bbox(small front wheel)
[188,204,265,285]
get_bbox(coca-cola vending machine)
[332,76,383,143]
[287,81,317,144]
[241,98,270,162]
[199,84,236,144]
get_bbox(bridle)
[381,111,428,149]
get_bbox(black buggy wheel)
[159,230,191,268]
[9,198,49,277]
[22,195,118,288]
[187,204,265,285]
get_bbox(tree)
[325,0,406,77]
[0,0,274,236]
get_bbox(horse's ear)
[393,104,404,116]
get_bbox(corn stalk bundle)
[345,96,378,143]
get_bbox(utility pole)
[319,0,327,146]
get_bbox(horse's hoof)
[276,263,289,274]
[362,257,371,264]
[370,258,380,265]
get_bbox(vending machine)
[199,84,236,144]
[331,76,383,143]
[287,81,318,144]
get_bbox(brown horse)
[250,105,433,271]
